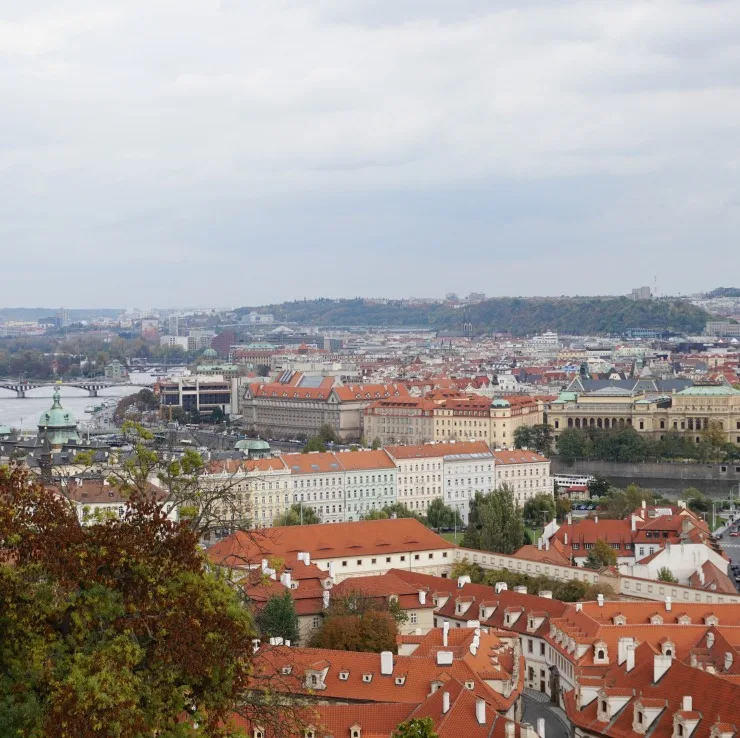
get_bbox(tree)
[588,475,611,498]
[657,567,678,583]
[462,485,525,554]
[209,406,225,425]
[392,717,438,738]
[555,496,572,523]
[274,503,320,526]
[681,487,711,514]
[363,509,389,520]
[0,463,261,738]
[514,425,535,450]
[522,493,556,528]
[380,502,422,520]
[584,538,618,569]
[371,436,382,450]
[256,592,300,645]
[701,421,728,462]
[317,424,339,444]
[256,364,271,377]
[426,498,464,530]
[450,558,484,584]
[514,424,555,455]
[557,429,588,464]
[309,610,398,653]
[327,587,408,625]
[302,437,326,453]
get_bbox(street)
[522,691,571,738]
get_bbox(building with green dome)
[234,437,271,459]
[38,386,80,450]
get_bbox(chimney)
[597,594,604,608]
[567,513,573,525]
[725,652,734,671]
[442,691,450,714]
[665,596,672,612]
[443,620,449,647]
[538,538,543,551]
[328,561,336,579]
[322,590,330,609]
[626,644,636,672]
[537,718,546,738]
[261,558,268,572]
[419,590,427,605]
[595,515,599,524]
[252,638,260,654]
[545,538,550,551]
[631,515,638,532]
[304,552,311,565]
[654,653,672,682]
[514,585,527,594]
[476,698,486,726]
[564,533,568,545]
[538,590,553,599]
[505,724,516,738]
[495,582,508,593]
[576,602,582,612]
[682,696,693,712]
[698,567,705,585]
[280,572,292,589]
[380,651,394,676]
[707,632,715,648]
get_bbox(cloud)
[0,0,738,306]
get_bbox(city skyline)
[2,0,739,306]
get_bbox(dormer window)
[362,674,373,683]
[678,727,684,737]
[465,681,475,690]
[597,649,605,660]
[601,701,608,714]
[395,676,406,685]
[305,729,316,738]
[351,725,361,738]
[638,712,644,725]
[254,729,264,738]
[310,675,319,687]
[339,671,349,680]
[651,615,664,625]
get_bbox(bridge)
[0,380,147,399]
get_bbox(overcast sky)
[2,0,739,308]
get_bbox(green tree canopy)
[392,717,439,738]
[256,591,300,645]
[514,424,554,455]
[657,567,678,583]
[425,498,464,530]
[522,493,556,528]
[273,503,321,526]
[302,437,327,453]
[462,485,525,554]
[584,538,618,569]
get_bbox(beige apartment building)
[241,379,409,440]
[433,395,545,448]
[363,397,437,445]
[548,384,740,446]
[492,450,553,506]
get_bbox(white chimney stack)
[564,533,568,545]
[567,513,572,525]
[682,696,692,712]
[304,552,311,565]
[443,620,449,647]
[442,692,450,714]
[725,652,734,671]
[380,651,394,676]
[496,582,508,593]
[252,638,260,654]
[322,590,330,609]
[537,718,546,738]
[626,644,636,672]
[597,594,604,608]
[419,590,427,605]
[665,596,672,612]
[631,515,638,532]
[595,515,599,524]
[328,561,336,579]
[476,698,486,725]
[654,653,672,682]
[280,572,292,589]
[545,538,550,551]
[538,538,543,551]
[505,723,516,738]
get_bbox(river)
[0,372,161,432]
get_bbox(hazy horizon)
[2,0,739,306]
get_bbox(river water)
[0,372,158,432]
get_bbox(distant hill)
[237,297,711,336]
[0,308,121,322]
[706,287,740,298]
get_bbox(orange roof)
[333,383,409,402]
[207,457,288,474]
[492,450,549,465]
[207,518,454,569]
[386,441,492,460]
[281,452,344,475]
[336,449,396,471]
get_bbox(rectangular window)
[386,557,391,563]
[371,558,377,564]
[342,560,348,567]
[410,612,418,624]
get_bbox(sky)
[1,0,740,308]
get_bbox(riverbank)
[552,458,740,498]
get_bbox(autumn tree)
[0,463,264,738]
[309,610,398,653]
[256,592,301,645]
[274,503,321,526]
[450,558,485,584]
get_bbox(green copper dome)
[202,347,217,359]
[38,387,79,448]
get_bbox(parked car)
[730,531,740,537]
